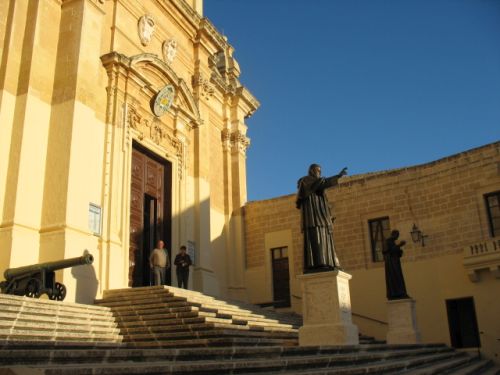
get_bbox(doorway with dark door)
[271,247,291,308]
[446,297,481,349]
[129,142,172,287]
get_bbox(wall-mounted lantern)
[410,223,428,247]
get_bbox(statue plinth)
[386,298,421,344]
[298,270,359,346]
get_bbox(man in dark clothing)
[296,164,347,273]
[174,245,192,289]
[383,230,410,300]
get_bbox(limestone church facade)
[0,0,257,303]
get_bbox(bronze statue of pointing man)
[296,164,348,273]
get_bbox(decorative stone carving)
[173,0,201,26]
[162,39,178,65]
[221,129,250,154]
[192,74,214,100]
[138,15,155,46]
[148,119,166,145]
[199,18,228,51]
[208,52,222,70]
[151,85,175,117]
[230,130,250,153]
[298,271,359,346]
[463,238,500,282]
[221,129,231,151]
[127,106,144,139]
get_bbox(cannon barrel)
[3,251,94,280]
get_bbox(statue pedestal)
[386,298,421,344]
[298,270,359,346]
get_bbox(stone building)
[244,141,500,362]
[1,0,499,366]
[0,0,257,302]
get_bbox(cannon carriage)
[0,251,94,301]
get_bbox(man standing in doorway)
[149,240,169,286]
[174,245,192,289]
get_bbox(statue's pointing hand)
[338,167,348,177]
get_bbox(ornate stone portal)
[298,271,359,346]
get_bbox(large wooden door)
[446,297,481,348]
[271,247,291,308]
[129,144,172,287]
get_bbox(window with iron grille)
[368,217,391,262]
[485,191,500,237]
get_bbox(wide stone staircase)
[94,286,299,348]
[0,286,498,374]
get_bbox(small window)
[368,217,391,262]
[271,247,287,260]
[485,191,500,237]
[88,203,102,236]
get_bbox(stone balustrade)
[462,237,500,282]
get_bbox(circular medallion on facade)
[152,85,175,117]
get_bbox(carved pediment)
[101,52,201,128]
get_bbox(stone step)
[0,344,453,366]
[0,329,122,343]
[479,366,500,375]
[94,295,186,307]
[99,287,299,331]
[0,339,123,350]
[122,327,297,342]
[0,311,117,328]
[247,351,468,375]
[95,291,176,303]
[117,315,294,333]
[107,303,292,328]
[111,310,210,323]
[101,299,276,321]
[0,294,113,316]
[123,337,298,348]
[101,287,278,317]
[0,347,464,374]
[116,316,205,327]
[448,358,495,375]
[400,353,484,374]
[0,302,113,320]
[97,293,256,313]
[118,321,296,337]
[0,320,120,335]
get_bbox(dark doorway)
[129,143,172,287]
[142,194,158,286]
[446,297,481,348]
[271,247,291,308]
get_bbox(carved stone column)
[298,270,359,346]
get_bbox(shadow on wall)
[72,263,98,304]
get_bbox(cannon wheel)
[49,282,66,301]
[25,279,41,298]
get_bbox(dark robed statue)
[383,230,410,300]
[296,164,347,273]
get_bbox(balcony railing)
[462,237,500,282]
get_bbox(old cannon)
[0,250,94,301]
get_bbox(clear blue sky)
[204,0,500,202]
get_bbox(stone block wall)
[245,141,500,274]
